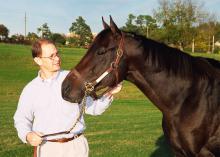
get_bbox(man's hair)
[32,39,55,58]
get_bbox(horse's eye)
[97,47,106,55]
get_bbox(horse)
[61,17,220,157]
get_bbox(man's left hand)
[105,82,123,97]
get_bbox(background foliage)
[1,0,220,52]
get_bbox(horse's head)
[62,17,127,103]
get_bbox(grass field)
[1,43,220,157]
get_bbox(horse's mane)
[202,57,220,69]
[126,32,218,79]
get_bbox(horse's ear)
[102,16,110,29]
[109,16,121,35]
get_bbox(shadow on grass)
[150,135,174,157]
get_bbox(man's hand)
[26,131,43,146]
[105,82,123,97]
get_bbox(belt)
[47,133,83,143]
[33,133,83,157]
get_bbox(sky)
[0,0,219,36]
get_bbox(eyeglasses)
[40,52,60,60]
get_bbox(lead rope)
[41,83,94,139]
[63,82,95,134]
[65,88,89,133]
[34,90,89,157]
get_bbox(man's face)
[39,43,61,72]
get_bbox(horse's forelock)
[75,29,114,71]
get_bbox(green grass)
[1,43,220,157]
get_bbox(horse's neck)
[126,66,191,113]
[123,36,193,113]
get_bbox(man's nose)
[54,55,60,61]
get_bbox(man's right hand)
[26,132,43,146]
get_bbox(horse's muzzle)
[61,79,84,103]
[61,79,73,101]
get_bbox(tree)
[0,24,9,41]
[26,32,39,43]
[51,33,66,45]
[66,37,78,47]
[37,23,52,39]
[206,17,217,53]
[196,17,219,53]
[69,16,93,47]
[122,14,139,33]
[153,0,204,50]
[122,14,158,39]
[136,15,158,38]
[10,34,25,44]
[215,22,220,42]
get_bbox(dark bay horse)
[62,17,220,157]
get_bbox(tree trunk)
[212,35,215,53]
[192,38,195,53]
[179,42,183,51]
[207,34,211,53]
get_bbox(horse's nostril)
[65,85,71,94]
[62,80,72,98]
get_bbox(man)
[14,39,122,157]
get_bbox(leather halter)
[74,32,125,99]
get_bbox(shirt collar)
[37,70,61,83]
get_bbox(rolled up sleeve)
[85,96,113,115]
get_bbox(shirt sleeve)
[13,88,34,143]
[85,95,113,115]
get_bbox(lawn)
[0,43,219,157]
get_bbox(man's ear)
[34,57,43,66]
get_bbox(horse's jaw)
[126,69,168,113]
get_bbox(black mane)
[127,32,217,79]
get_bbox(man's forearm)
[85,96,113,115]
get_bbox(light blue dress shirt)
[14,70,113,143]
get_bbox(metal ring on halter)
[111,62,118,69]
[117,49,123,57]
[84,82,94,92]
